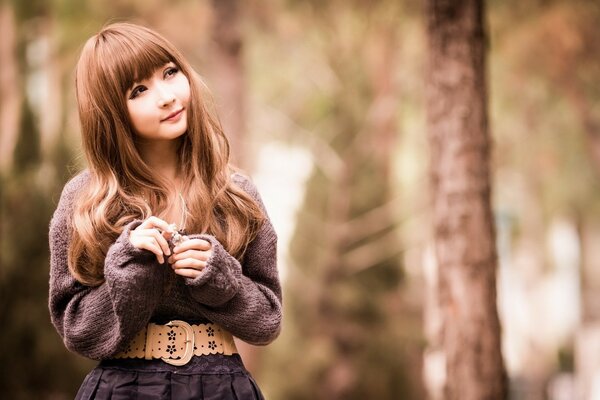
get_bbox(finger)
[134,229,171,256]
[138,216,171,232]
[135,239,165,264]
[171,249,209,262]
[173,268,202,279]
[147,239,165,264]
[161,229,174,241]
[171,258,206,271]
[173,238,211,253]
[149,229,171,256]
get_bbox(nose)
[156,83,176,107]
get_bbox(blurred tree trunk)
[38,19,62,166]
[425,0,507,399]
[0,3,22,173]
[210,0,261,374]
[210,0,248,171]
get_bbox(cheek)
[177,76,191,105]
[127,102,154,135]
[127,102,138,121]
[182,88,191,105]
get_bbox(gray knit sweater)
[48,170,281,360]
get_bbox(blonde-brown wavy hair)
[69,22,264,286]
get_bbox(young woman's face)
[126,62,190,142]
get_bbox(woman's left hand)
[168,238,212,279]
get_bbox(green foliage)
[10,0,49,21]
[490,0,600,218]
[0,141,94,398]
[0,4,95,396]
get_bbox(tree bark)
[425,0,507,398]
[210,0,248,170]
[37,18,62,162]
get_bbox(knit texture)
[48,170,282,360]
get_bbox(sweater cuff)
[183,234,242,306]
[103,219,169,320]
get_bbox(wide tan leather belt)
[113,321,238,366]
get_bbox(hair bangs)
[117,44,173,92]
[96,27,175,94]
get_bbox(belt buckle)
[161,320,194,366]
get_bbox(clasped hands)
[129,216,211,279]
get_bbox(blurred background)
[1,0,600,399]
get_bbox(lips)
[161,108,184,122]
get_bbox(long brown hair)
[69,22,264,286]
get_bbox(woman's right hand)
[129,216,172,264]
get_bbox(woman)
[48,22,281,399]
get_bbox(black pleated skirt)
[75,354,264,400]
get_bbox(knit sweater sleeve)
[183,174,282,345]
[48,171,170,360]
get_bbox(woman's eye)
[165,67,179,78]
[129,85,147,99]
